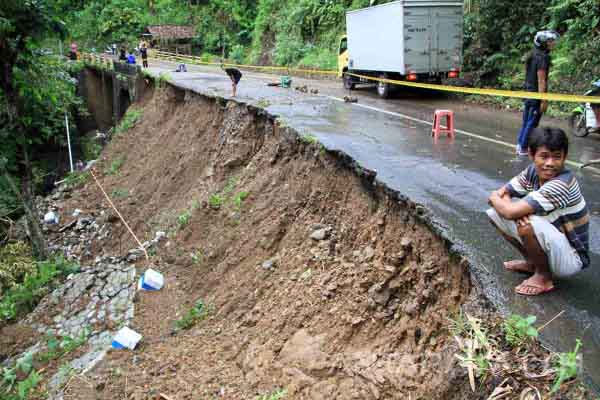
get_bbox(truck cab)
[337,36,353,89]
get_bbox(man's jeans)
[517,99,542,149]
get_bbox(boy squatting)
[487,127,589,296]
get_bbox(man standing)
[516,30,560,156]
[222,64,242,97]
[140,43,148,68]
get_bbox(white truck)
[338,0,464,98]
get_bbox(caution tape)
[347,72,600,104]
[150,50,600,104]
[152,50,338,75]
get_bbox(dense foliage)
[56,0,599,92]
[0,1,84,255]
[465,0,600,95]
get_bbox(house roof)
[145,25,196,40]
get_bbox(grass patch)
[110,188,129,198]
[63,171,89,189]
[107,156,125,175]
[299,134,318,145]
[174,299,210,331]
[114,109,143,136]
[256,99,271,108]
[37,328,90,363]
[1,328,88,399]
[255,389,287,400]
[157,72,172,87]
[0,256,79,322]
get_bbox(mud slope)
[66,84,476,399]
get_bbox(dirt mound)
[40,84,481,399]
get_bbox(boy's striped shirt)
[506,165,590,268]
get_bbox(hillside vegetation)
[60,0,600,92]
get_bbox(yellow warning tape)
[150,50,600,104]
[153,51,338,75]
[347,73,600,104]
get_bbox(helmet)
[534,30,560,48]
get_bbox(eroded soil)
[45,85,477,399]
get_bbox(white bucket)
[137,269,164,291]
[111,327,142,350]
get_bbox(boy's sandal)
[515,283,556,296]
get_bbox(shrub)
[63,171,90,189]
[174,300,209,331]
[80,136,102,161]
[0,242,36,296]
[0,256,79,322]
[114,109,142,136]
[230,45,246,64]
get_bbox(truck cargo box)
[346,0,463,75]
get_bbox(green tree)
[0,0,80,258]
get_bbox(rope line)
[89,169,149,261]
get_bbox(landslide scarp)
[53,83,478,399]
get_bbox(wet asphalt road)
[146,60,600,390]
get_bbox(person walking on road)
[515,30,559,156]
[126,51,136,65]
[119,46,127,62]
[487,127,589,296]
[222,64,242,97]
[140,43,148,68]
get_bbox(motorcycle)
[569,80,600,137]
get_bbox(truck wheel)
[377,73,390,98]
[343,73,355,90]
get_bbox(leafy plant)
[63,171,90,189]
[190,249,203,266]
[79,136,102,160]
[209,194,224,209]
[174,300,210,331]
[0,256,79,322]
[114,109,142,135]
[232,191,249,209]
[256,389,287,400]
[503,314,538,346]
[16,371,41,400]
[107,156,125,175]
[111,188,129,198]
[0,241,36,295]
[299,134,318,144]
[223,176,238,195]
[177,210,192,229]
[551,339,583,393]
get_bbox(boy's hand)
[516,215,530,226]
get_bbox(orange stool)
[432,110,455,138]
